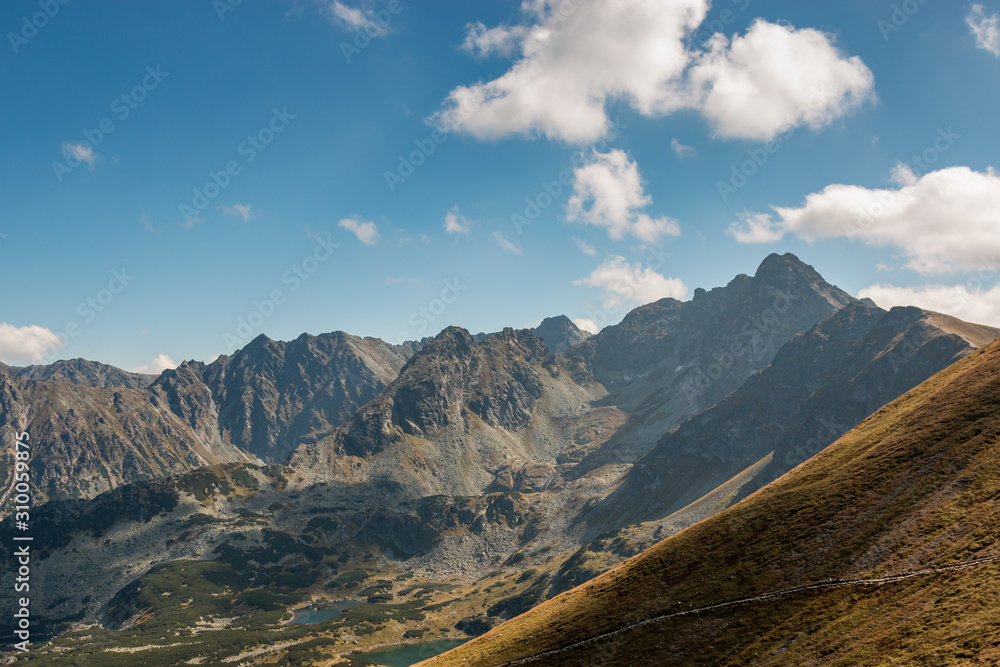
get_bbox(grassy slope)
[422,340,1000,666]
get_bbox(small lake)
[360,638,470,666]
[288,600,364,624]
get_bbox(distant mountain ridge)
[0,331,421,503]
[0,358,155,389]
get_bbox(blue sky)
[2,0,1000,372]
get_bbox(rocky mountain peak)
[532,315,592,353]
[332,326,554,458]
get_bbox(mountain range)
[2,253,998,665]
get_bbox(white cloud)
[574,255,688,306]
[566,149,681,243]
[325,1,387,34]
[729,165,1000,276]
[62,142,96,168]
[859,283,1000,328]
[491,231,524,255]
[338,217,380,245]
[132,353,178,375]
[686,19,874,141]
[434,0,873,143]
[574,317,600,334]
[670,138,697,158]
[461,21,529,57]
[571,236,597,256]
[219,204,252,221]
[968,4,1000,57]
[444,206,472,235]
[727,211,787,244]
[0,323,62,365]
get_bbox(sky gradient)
[2,0,1000,372]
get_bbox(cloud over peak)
[729,163,1000,276]
[575,255,688,306]
[132,353,178,375]
[0,323,62,365]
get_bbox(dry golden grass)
[421,340,1000,666]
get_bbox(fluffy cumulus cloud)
[444,207,472,235]
[0,323,62,365]
[573,317,600,334]
[338,217,380,245]
[686,20,874,141]
[728,165,1000,276]
[567,150,680,243]
[859,283,1000,328]
[132,353,178,375]
[968,4,1000,57]
[574,255,688,306]
[435,0,874,143]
